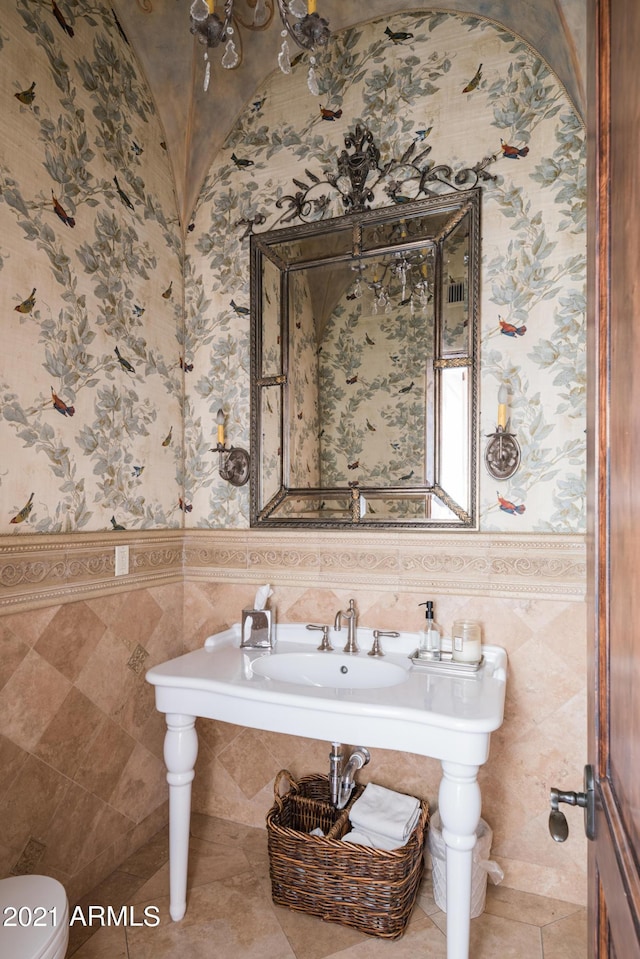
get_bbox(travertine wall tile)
[0,532,586,906]
[0,583,182,903]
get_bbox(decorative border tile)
[0,530,585,613]
[0,532,183,612]
[184,530,585,601]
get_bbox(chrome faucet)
[334,598,358,653]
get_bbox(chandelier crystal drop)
[190,0,209,21]
[189,0,330,92]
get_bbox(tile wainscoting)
[0,530,587,906]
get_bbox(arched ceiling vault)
[111,0,586,230]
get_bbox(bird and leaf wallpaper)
[1,0,183,534]
[186,10,586,532]
[0,2,585,535]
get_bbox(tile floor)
[67,813,587,959]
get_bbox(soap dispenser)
[418,601,441,660]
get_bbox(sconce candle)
[308,0,317,13]
[211,410,250,487]
[207,0,215,12]
[497,384,508,429]
[485,383,520,480]
[216,408,225,447]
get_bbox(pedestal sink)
[146,623,507,959]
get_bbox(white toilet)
[0,875,69,959]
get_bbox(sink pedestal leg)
[164,712,198,922]
[438,760,482,959]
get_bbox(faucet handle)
[307,623,333,651]
[368,629,400,657]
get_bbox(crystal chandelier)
[349,250,434,316]
[189,0,330,94]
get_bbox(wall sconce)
[484,384,521,480]
[210,408,250,486]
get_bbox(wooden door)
[588,0,640,955]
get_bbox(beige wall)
[0,530,586,906]
[0,581,180,905]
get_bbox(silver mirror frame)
[249,190,481,530]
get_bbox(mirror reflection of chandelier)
[189,0,330,93]
[349,249,434,315]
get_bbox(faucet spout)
[334,598,358,653]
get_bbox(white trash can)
[427,811,503,918]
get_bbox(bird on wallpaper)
[384,26,414,43]
[162,281,173,299]
[414,127,432,141]
[231,153,254,168]
[114,345,135,373]
[251,96,267,113]
[10,492,34,524]
[365,333,375,346]
[389,191,413,204]
[499,317,527,337]
[179,357,194,372]
[399,381,414,394]
[51,387,75,417]
[110,515,126,530]
[14,288,36,314]
[500,139,530,160]
[52,192,75,227]
[366,419,376,432]
[347,460,359,470]
[400,470,415,481]
[346,374,358,384]
[113,175,135,211]
[132,304,145,317]
[319,106,342,121]
[230,299,250,315]
[130,140,143,156]
[132,465,144,477]
[15,82,36,105]
[52,1,74,37]
[178,497,193,512]
[462,63,483,93]
[162,426,173,447]
[497,494,525,515]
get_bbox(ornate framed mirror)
[249,133,484,529]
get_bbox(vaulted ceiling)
[111,0,586,228]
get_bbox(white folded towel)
[342,828,410,851]
[349,783,421,844]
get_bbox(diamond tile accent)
[12,837,46,875]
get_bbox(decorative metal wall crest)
[275,123,499,223]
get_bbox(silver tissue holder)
[241,608,274,648]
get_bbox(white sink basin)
[250,650,409,688]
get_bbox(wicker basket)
[266,769,429,940]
